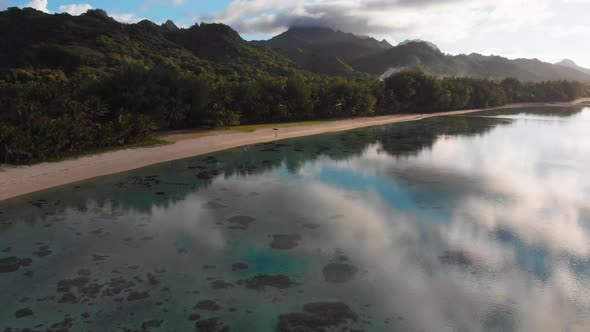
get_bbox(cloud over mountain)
[59,3,93,15]
[9,0,590,67]
[206,0,553,44]
[25,0,49,13]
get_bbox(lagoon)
[1,107,590,331]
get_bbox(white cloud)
[199,0,590,66]
[25,0,49,13]
[110,12,144,24]
[171,0,185,5]
[207,0,553,42]
[58,3,93,16]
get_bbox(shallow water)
[1,107,590,331]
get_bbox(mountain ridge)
[556,59,590,75]
[2,8,590,82]
[255,26,590,82]
[0,7,299,78]
[252,26,393,76]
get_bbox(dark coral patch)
[77,269,91,276]
[188,313,201,321]
[227,216,255,230]
[103,277,135,296]
[59,292,79,304]
[33,245,52,258]
[204,201,227,209]
[269,234,302,250]
[322,263,358,283]
[116,175,160,189]
[238,274,298,291]
[303,223,320,230]
[195,300,220,311]
[0,256,32,273]
[194,317,229,332]
[277,302,358,332]
[147,273,160,285]
[127,291,150,301]
[92,254,109,262]
[231,262,248,271]
[56,273,106,304]
[141,319,163,329]
[14,308,33,319]
[57,276,91,293]
[439,251,473,266]
[211,280,235,289]
[50,317,74,330]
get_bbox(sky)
[4,0,590,67]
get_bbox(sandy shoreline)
[1,99,589,201]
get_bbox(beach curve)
[1,98,589,201]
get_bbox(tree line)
[1,67,588,163]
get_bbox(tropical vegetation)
[0,8,589,163]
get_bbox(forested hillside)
[253,27,391,76]
[257,27,590,82]
[0,7,299,77]
[0,8,589,163]
[555,59,590,75]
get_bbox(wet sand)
[1,99,589,201]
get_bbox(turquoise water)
[1,108,590,331]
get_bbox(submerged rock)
[77,269,91,276]
[141,319,164,329]
[147,273,160,285]
[322,263,358,283]
[14,308,33,319]
[32,245,52,257]
[439,251,473,266]
[91,254,109,262]
[195,300,220,311]
[303,223,320,230]
[194,317,229,332]
[238,274,298,291]
[188,313,201,321]
[231,262,249,271]
[211,280,234,289]
[103,277,135,296]
[58,292,79,304]
[204,201,227,210]
[57,276,91,293]
[0,256,32,273]
[227,216,255,230]
[50,317,74,330]
[269,234,302,250]
[127,291,149,301]
[277,302,359,331]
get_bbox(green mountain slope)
[253,27,391,76]
[253,26,590,82]
[0,7,298,78]
[353,44,590,82]
[555,59,590,75]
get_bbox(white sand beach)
[1,98,589,201]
